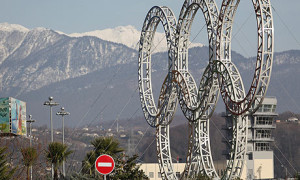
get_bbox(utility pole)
[26,115,35,180]
[44,96,59,179]
[56,107,70,178]
[281,165,288,179]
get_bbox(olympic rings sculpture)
[138,0,274,179]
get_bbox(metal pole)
[56,107,69,178]
[27,115,35,180]
[50,106,54,179]
[62,115,65,177]
[29,122,32,147]
[104,175,107,180]
[62,116,65,144]
[44,97,59,180]
[30,122,32,180]
[285,167,287,179]
[50,106,53,142]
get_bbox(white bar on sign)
[98,162,112,167]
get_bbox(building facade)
[225,97,278,179]
[140,97,277,179]
[139,163,186,180]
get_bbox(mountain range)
[0,22,299,128]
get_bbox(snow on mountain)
[0,23,203,53]
[0,22,29,32]
[68,25,203,53]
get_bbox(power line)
[273,142,298,173]
[75,26,170,174]
[137,137,156,162]
[274,153,293,178]
[65,66,122,141]
[134,125,151,153]
[271,4,300,49]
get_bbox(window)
[158,172,161,178]
[257,104,276,112]
[248,153,253,160]
[257,107,263,112]
[263,104,272,112]
[272,105,277,112]
[149,172,154,178]
[256,116,273,125]
[255,129,271,139]
[255,142,271,151]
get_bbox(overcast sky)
[1,0,299,56]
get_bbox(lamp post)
[281,165,288,179]
[56,107,70,177]
[26,115,35,180]
[43,96,59,179]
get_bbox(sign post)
[95,154,115,179]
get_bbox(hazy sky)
[1,0,299,56]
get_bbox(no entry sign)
[95,154,115,175]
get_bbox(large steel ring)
[216,0,274,115]
[138,0,274,179]
[138,6,178,127]
[173,0,220,122]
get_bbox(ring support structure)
[138,0,274,179]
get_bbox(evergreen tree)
[0,146,16,180]
[112,154,148,180]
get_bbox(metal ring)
[139,0,274,179]
[216,0,274,115]
[174,0,220,122]
[138,6,178,127]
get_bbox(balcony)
[252,123,276,129]
[250,136,275,142]
[253,111,278,116]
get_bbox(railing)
[253,123,276,128]
[251,136,275,142]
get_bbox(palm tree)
[82,151,96,176]
[0,146,15,180]
[81,137,148,179]
[20,147,38,180]
[46,142,73,180]
[82,136,124,177]
[91,136,124,158]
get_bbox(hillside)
[0,23,299,129]
[1,112,298,178]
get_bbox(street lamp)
[43,96,59,179]
[26,115,35,180]
[43,97,59,142]
[281,165,288,179]
[56,107,70,177]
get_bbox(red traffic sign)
[95,154,115,175]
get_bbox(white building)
[139,163,186,180]
[287,117,299,123]
[240,97,277,179]
[140,97,277,180]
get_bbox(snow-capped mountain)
[67,25,203,53]
[0,23,137,95]
[0,22,29,32]
[0,22,299,128]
